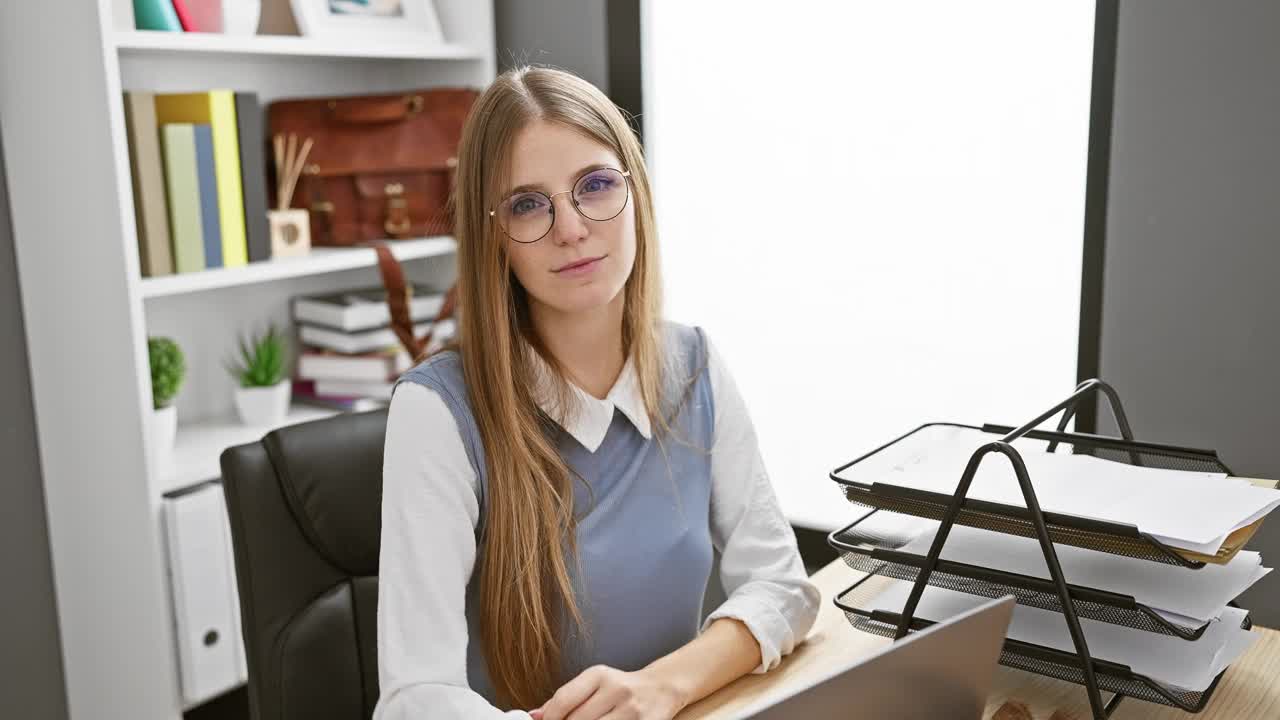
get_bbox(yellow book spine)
[155,92,248,267]
[209,90,247,267]
[154,93,209,125]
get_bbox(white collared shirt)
[374,333,821,719]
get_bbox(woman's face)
[499,120,636,318]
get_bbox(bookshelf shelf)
[159,404,340,497]
[114,30,482,61]
[2,0,494,714]
[139,235,456,298]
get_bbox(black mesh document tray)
[832,572,1251,714]
[830,509,1212,640]
[830,422,1233,568]
[821,378,1266,719]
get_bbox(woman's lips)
[553,255,606,276]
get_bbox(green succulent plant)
[227,324,289,388]
[148,337,186,410]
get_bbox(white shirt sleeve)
[699,334,822,673]
[374,382,532,719]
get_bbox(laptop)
[739,595,1015,719]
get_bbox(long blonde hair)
[450,66,664,709]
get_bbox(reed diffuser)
[267,132,314,258]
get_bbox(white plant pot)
[151,404,178,473]
[222,0,262,36]
[234,380,291,427]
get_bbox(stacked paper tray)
[829,510,1214,640]
[829,422,1241,568]
[833,572,1253,713]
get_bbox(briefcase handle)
[328,94,424,125]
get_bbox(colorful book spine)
[170,0,196,31]
[234,93,271,263]
[175,0,225,32]
[160,124,206,274]
[122,92,174,277]
[192,124,224,269]
[207,90,248,267]
[154,92,249,267]
[133,0,182,31]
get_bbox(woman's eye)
[510,196,544,216]
[580,175,615,194]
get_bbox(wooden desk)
[678,560,1280,720]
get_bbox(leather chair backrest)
[221,409,388,720]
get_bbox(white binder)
[163,482,243,707]
[217,487,249,684]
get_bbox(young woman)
[375,66,819,720]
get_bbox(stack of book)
[291,285,453,411]
[123,90,271,277]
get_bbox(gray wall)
[493,0,643,139]
[1098,0,1280,625]
[495,0,610,91]
[0,126,69,712]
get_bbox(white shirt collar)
[528,350,652,452]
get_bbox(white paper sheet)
[850,511,1272,622]
[836,425,1280,552]
[865,581,1258,693]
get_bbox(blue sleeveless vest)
[394,323,716,703]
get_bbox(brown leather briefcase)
[267,88,479,246]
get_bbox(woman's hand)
[530,664,687,720]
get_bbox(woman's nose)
[550,193,588,245]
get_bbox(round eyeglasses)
[489,167,632,244]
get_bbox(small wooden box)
[268,209,311,258]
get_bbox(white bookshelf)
[160,405,341,497]
[0,2,495,718]
[140,235,456,297]
[114,29,482,61]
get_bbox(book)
[122,92,173,277]
[172,0,224,32]
[133,0,182,31]
[314,378,396,402]
[293,286,447,332]
[170,0,195,30]
[154,91,248,267]
[299,321,436,355]
[192,124,223,268]
[292,379,387,413]
[233,93,271,263]
[160,124,206,273]
[297,348,413,382]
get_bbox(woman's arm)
[377,382,532,719]
[533,617,759,720]
[697,331,821,672]
[642,616,763,706]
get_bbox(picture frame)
[289,0,444,42]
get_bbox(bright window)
[643,2,1097,529]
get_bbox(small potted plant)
[227,324,291,426]
[148,336,185,468]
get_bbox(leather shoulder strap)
[370,241,457,359]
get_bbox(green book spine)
[161,124,207,274]
[133,0,182,31]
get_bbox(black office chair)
[221,409,388,720]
